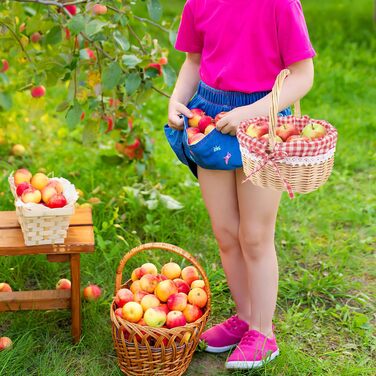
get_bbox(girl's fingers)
[168,113,184,129]
[176,103,193,118]
[216,117,228,131]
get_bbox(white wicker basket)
[8,174,79,246]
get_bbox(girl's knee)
[238,225,275,260]
[212,222,239,252]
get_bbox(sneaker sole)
[225,349,279,369]
[204,344,237,353]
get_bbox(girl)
[166,0,315,369]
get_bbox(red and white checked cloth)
[237,115,338,198]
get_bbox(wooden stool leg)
[70,254,81,343]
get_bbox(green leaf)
[122,54,142,67]
[56,101,70,112]
[102,62,122,91]
[147,0,162,21]
[45,26,62,45]
[82,122,98,145]
[113,31,130,51]
[66,101,83,129]
[0,92,12,110]
[162,64,176,87]
[86,20,106,37]
[125,73,141,95]
[67,14,86,35]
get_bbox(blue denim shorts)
[164,81,291,177]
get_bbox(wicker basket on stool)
[110,242,211,376]
[237,69,338,198]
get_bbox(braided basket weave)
[110,243,211,376]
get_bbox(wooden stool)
[0,207,95,343]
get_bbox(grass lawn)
[0,0,375,375]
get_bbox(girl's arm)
[168,52,201,130]
[216,59,314,135]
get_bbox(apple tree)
[0,0,177,172]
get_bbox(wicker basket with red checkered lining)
[237,69,338,198]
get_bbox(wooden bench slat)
[0,290,71,311]
[0,207,93,229]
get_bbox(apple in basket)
[141,294,160,311]
[155,304,170,315]
[16,182,31,196]
[246,123,269,138]
[139,263,158,277]
[115,288,134,308]
[188,108,205,127]
[41,186,58,204]
[134,290,149,303]
[261,134,283,143]
[21,187,42,204]
[166,311,187,329]
[31,172,49,190]
[122,302,143,323]
[173,278,190,294]
[276,124,300,141]
[188,288,208,308]
[191,280,206,290]
[189,133,205,145]
[140,274,159,293]
[144,307,167,327]
[14,168,32,185]
[161,262,181,280]
[45,194,67,208]
[46,179,64,194]
[181,266,199,286]
[198,115,214,133]
[167,292,188,311]
[301,123,327,139]
[131,267,142,281]
[155,280,178,302]
[183,304,203,323]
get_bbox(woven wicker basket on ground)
[237,69,338,198]
[110,243,211,376]
[8,174,78,246]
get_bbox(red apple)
[140,263,158,277]
[301,123,327,139]
[91,4,108,15]
[14,168,32,185]
[186,127,200,139]
[143,307,167,327]
[166,311,187,329]
[188,108,205,128]
[131,267,142,281]
[83,284,101,301]
[156,274,168,283]
[191,280,206,290]
[246,123,269,138]
[198,115,213,133]
[16,182,31,197]
[0,59,9,73]
[115,288,134,308]
[161,262,181,280]
[188,133,205,145]
[82,48,96,61]
[140,274,159,293]
[146,63,162,76]
[130,280,142,294]
[31,172,49,190]
[46,194,67,208]
[122,302,143,323]
[276,124,300,142]
[47,179,64,194]
[183,304,203,323]
[214,111,228,123]
[30,32,42,43]
[141,294,160,311]
[0,283,12,292]
[56,278,71,290]
[173,278,190,295]
[155,280,178,302]
[204,124,216,135]
[0,337,12,351]
[134,290,149,303]
[155,304,169,315]
[188,288,208,308]
[41,186,58,204]
[167,292,188,312]
[31,85,46,98]
[64,5,77,15]
[21,188,41,204]
[159,57,168,65]
[181,266,199,286]
[260,134,283,143]
[115,308,123,319]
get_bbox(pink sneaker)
[200,315,249,353]
[225,329,279,369]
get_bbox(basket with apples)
[237,69,338,198]
[8,169,78,246]
[110,243,210,376]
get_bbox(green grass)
[0,0,375,375]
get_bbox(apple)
[47,180,64,194]
[14,168,32,185]
[161,262,181,280]
[155,280,178,302]
[204,124,216,135]
[246,123,269,138]
[188,108,205,128]
[140,263,158,277]
[188,288,208,308]
[41,186,57,204]
[191,280,206,290]
[183,304,203,323]
[156,274,168,283]
[19,23,26,33]
[131,267,142,281]
[22,188,41,204]
[115,288,134,308]
[115,308,124,319]
[260,134,283,143]
[166,311,187,329]
[0,283,12,292]
[83,48,96,61]
[46,194,67,208]
[83,284,102,301]
[56,278,71,290]
[31,172,49,190]
[11,144,26,157]
[141,294,160,311]
[198,115,213,133]
[286,135,310,142]
[159,57,168,65]
[143,307,167,327]
[137,318,146,326]
[146,63,162,76]
[173,278,190,295]
[91,4,108,15]
[180,331,192,344]
[167,292,188,312]
[30,32,42,43]
[181,266,199,286]
[214,112,228,123]
[155,304,169,315]
[64,5,77,15]
[16,182,31,197]
[130,280,142,294]
[186,127,200,139]
[189,133,205,145]
[134,290,149,303]
[31,85,46,98]
[140,274,159,293]
[0,59,9,73]
[122,302,143,323]
[301,123,327,139]
[0,337,12,351]
[109,98,120,108]
[276,124,300,141]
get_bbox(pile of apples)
[186,109,227,145]
[13,168,68,208]
[114,262,207,330]
[246,121,327,143]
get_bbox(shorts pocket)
[164,124,189,166]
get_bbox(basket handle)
[268,69,301,151]
[115,242,211,307]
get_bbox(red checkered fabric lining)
[237,115,338,158]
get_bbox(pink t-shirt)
[175,0,316,93]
